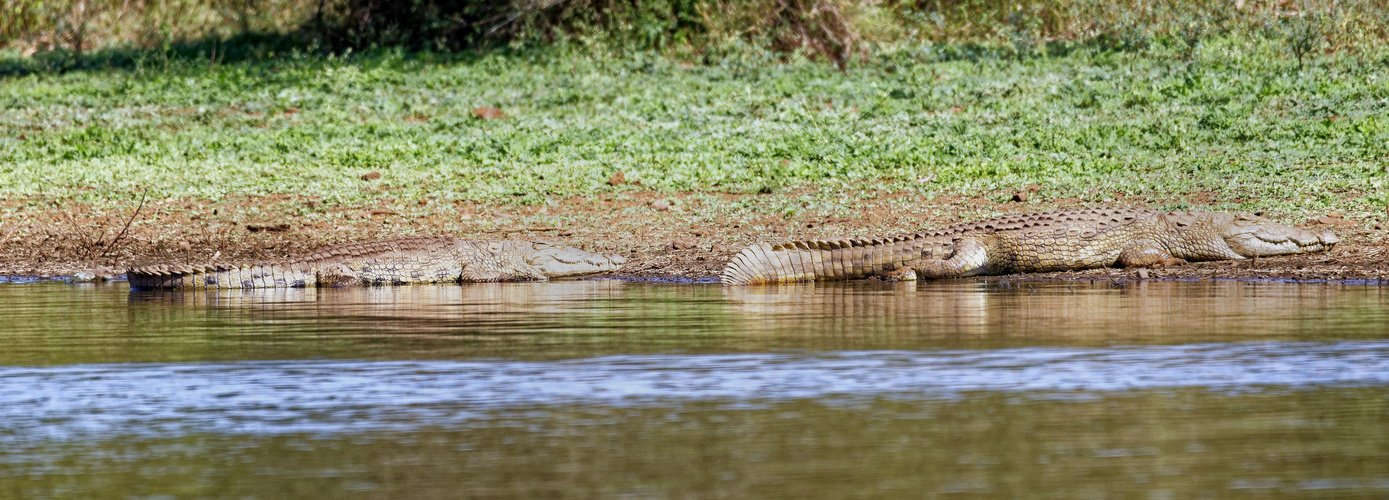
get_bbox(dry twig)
[99,192,148,260]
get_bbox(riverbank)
[1,190,1383,283]
[2,38,1386,282]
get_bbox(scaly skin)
[721,207,1339,285]
[128,237,627,289]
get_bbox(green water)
[1,280,1387,499]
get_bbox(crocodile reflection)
[126,281,634,336]
[124,280,1379,348]
[720,280,1359,342]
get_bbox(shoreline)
[2,196,1384,286]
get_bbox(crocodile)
[721,207,1338,285]
[128,237,626,289]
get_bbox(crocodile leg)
[1116,241,1189,267]
[319,263,364,287]
[460,261,549,282]
[889,237,992,280]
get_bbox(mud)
[1,192,1385,284]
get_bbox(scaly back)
[720,207,1164,285]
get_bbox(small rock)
[472,107,505,120]
[608,172,626,186]
[711,244,730,253]
[1315,216,1340,225]
[361,171,382,181]
[370,209,398,216]
[1136,269,1149,280]
[671,236,699,250]
[1012,184,1041,203]
[72,268,115,283]
[651,199,671,211]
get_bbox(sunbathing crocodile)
[721,207,1338,285]
[128,237,626,289]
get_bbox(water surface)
[2,280,1387,498]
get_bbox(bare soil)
[2,191,1386,284]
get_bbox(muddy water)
[1,280,1387,498]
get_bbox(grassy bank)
[3,35,1387,217]
[0,29,1388,276]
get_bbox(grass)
[1,35,1387,228]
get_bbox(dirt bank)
[2,193,1386,284]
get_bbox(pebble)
[651,200,671,211]
[1012,184,1041,203]
[360,171,381,181]
[671,236,699,250]
[608,172,626,186]
[471,107,506,120]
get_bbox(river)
[1,279,1386,498]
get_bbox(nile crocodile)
[721,207,1338,285]
[128,237,626,289]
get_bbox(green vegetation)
[0,1,1387,225]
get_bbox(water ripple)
[3,341,1388,443]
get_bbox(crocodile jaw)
[1220,214,1339,257]
[525,243,628,277]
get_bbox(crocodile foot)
[882,267,918,281]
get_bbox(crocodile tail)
[721,234,936,285]
[127,263,318,289]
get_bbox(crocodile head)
[1218,212,1339,257]
[525,242,628,277]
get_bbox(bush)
[3,0,1388,70]
[317,0,874,68]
